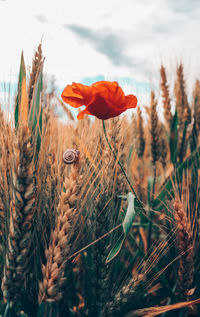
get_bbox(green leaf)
[106,192,136,263]
[37,302,59,317]
[4,303,17,317]
[28,68,42,130]
[122,192,136,234]
[169,110,178,164]
[147,176,154,206]
[14,51,26,129]
[179,120,188,163]
[190,122,197,153]
[28,67,43,163]
[127,144,134,166]
[153,146,200,210]
[106,233,125,263]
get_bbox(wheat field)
[0,44,200,317]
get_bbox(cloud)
[34,14,47,23]
[165,0,200,16]
[63,24,135,68]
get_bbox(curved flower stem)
[102,120,146,215]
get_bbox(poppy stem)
[102,120,146,214]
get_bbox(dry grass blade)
[57,96,74,121]
[126,298,200,317]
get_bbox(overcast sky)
[0,0,200,107]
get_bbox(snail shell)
[63,149,80,164]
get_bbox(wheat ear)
[39,158,83,303]
[173,197,194,300]
[1,125,36,302]
[28,43,44,109]
[149,91,160,166]
[160,65,172,129]
[135,106,145,159]
[193,79,200,132]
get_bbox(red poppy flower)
[61,81,137,120]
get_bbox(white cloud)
[0,0,199,107]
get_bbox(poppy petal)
[61,81,138,120]
[62,97,85,108]
[61,83,92,108]
[77,109,91,120]
[91,81,119,93]
[125,94,138,109]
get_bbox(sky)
[0,0,200,110]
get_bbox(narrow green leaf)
[106,232,125,263]
[127,144,134,166]
[153,146,200,210]
[28,67,43,163]
[147,176,154,206]
[179,120,188,163]
[122,192,136,234]
[190,122,197,153]
[4,303,17,317]
[28,68,43,131]
[37,302,59,317]
[14,51,26,129]
[169,111,178,164]
[106,192,136,263]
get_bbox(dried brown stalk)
[57,96,74,121]
[103,117,128,195]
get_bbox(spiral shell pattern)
[63,149,80,164]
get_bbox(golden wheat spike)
[39,158,83,303]
[160,65,172,129]
[28,43,44,110]
[1,125,36,302]
[174,63,191,127]
[135,106,145,159]
[149,91,160,166]
[173,196,194,300]
[193,79,200,132]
